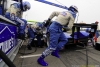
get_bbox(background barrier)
[0,15,22,67]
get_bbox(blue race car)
[36,22,98,47]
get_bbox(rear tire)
[95,42,100,51]
[91,39,100,51]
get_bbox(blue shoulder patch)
[60,11,67,16]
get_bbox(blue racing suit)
[42,22,68,56]
[5,2,27,39]
[27,26,35,46]
[37,6,78,66]
[40,10,76,57]
[36,22,44,47]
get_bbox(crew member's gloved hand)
[36,27,41,30]
[44,18,51,27]
[62,27,70,32]
[11,13,16,21]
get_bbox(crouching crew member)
[27,23,44,50]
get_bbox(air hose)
[18,39,37,55]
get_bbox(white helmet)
[22,1,31,11]
[69,5,78,13]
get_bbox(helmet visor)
[23,5,30,11]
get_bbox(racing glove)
[44,18,51,27]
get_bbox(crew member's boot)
[37,55,48,66]
[51,49,60,58]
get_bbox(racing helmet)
[22,1,31,11]
[68,5,78,13]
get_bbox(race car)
[34,22,99,49]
